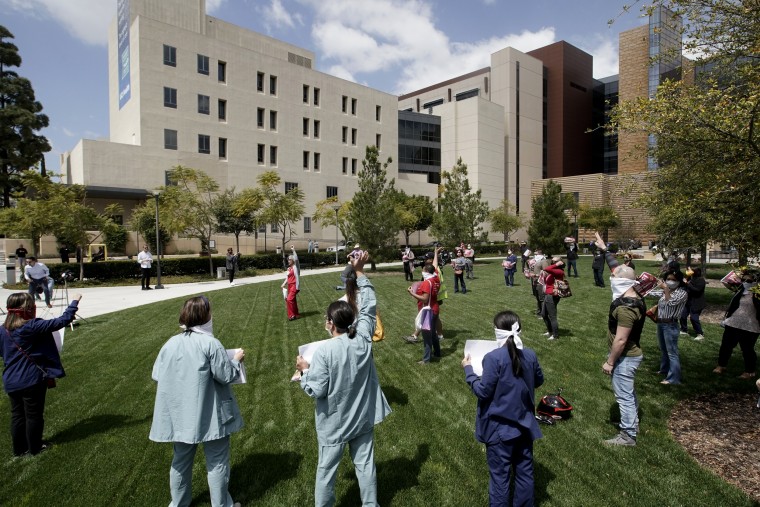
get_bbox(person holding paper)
[282,246,301,321]
[295,252,392,506]
[408,264,441,364]
[1,292,81,456]
[149,295,245,507]
[462,311,544,507]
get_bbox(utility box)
[217,267,227,279]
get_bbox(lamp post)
[332,203,341,265]
[152,190,164,289]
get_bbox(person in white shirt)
[24,257,53,308]
[137,245,153,290]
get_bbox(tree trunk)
[79,243,85,280]
[253,230,258,255]
[700,244,707,276]
[208,252,214,277]
[235,232,240,252]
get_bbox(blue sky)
[1,0,647,173]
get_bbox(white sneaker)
[230,281,236,286]
[679,331,688,336]
[437,335,445,341]
[694,334,704,341]
[547,335,558,341]
[542,332,551,336]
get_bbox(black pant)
[228,267,236,283]
[593,268,605,287]
[141,267,151,289]
[542,295,560,336]
[403,261,414,281]
[9,383,48,456]
[718,325,759,373]
[454,272,466,293]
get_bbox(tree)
[393,191,434,246]
[160,166,220,275]
[527,180,574,254]
[129,201,171,256]
[0,26,50,207]
[347,146,399,269]
[313,196,352,247]
[254,171,305,265]
[577,205,620,242]
[431,158,490,245]
[489,199,523,242]
[213,188,260,252]
[611,0,760,261]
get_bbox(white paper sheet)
[226,349,247,384]
[53,328,64,354]
[298,339,331,364]
[463,340,501,377]
[282,287,288,300]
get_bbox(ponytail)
[506,336,523,377]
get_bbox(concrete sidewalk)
[1,264,356,319]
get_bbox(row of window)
[163,87,227,120]
[256,217,312,234]
[398,119,441,142]
[163,45,227,83]
[163,44,383,121]
[285,182,339,200]
[398,145,442,166]
[163,130,228,159]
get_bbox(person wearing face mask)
[713,268,760,380]
[462,311,544,505]
[680,267,706,341]
[595,232,648,445]
[540,256,566,341]
[296,252,392,506]
[530,250,549,316]
[1,292,81,456]
[150,295,245,507]
[648,270,688,385]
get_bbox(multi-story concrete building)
[61,0,437,251]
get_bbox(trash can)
[276,246,282,254]
[216,267,227,279]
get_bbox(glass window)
[198,134,210,154]
[303,118,309,136]
[218,61,226,82]
[269,75,277,95]
[314,152,320,171]
[341,95,347,113]
[271,223,279,233]
[376,134,381,149]
[303,85,309,103]
[313,88,320,106]
[342,157,348,174]
[342,126,348,143]
[313,120,320,139]
[351,128,357,145]
[218,99,226,120]
[257,72,264,92]
[257,108,264,128]
[218,138,227,159]
[326,186,338,198]
[257,144,265,163]
[198,94,210,115]
[164,129,177,150]
[197,54,209,75]
[270,110,277,130]
[163,45,176,67]
[270,145,277,165]
[351,98,357,115]
[163,87,177,108]
[351,159,357,175]
[258,223,267,233]
[303,217,312,234]
[303,151,309,169]
[285,182,298,193]
[376,105,381,121]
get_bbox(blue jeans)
[504,270,515,287]
[316,430,377,507]
[485,435,534,507]
[421,315,441,363]
[567,260,578,277]
[657,322,681,384]
[28,278,53,306]
[610,355,642,439]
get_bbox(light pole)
[332,203,341,265]
[152,190,164,289]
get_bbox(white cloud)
[258,0,302,30]
[571,34,620,78]
[299,0,556,94]
[62,127,75,137]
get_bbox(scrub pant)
[315,430,378,507]
[169,436,235,507]
[286,285,300,319]
[485,435,535,507]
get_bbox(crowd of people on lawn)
[2,234,759,507]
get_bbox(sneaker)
[738,372,756,380]
[437,334,444,341]
[416,360,428,365]
[547,335,558,341]
[403,336,419,344]
[542,332,551,336]
[712,366,726,374]
[694,334,704,341]
[604,432,636,446]
[679,331,688,336]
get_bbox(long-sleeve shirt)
[137,251,153,269]
[542,265,565,295]
[300,275,392,445]
[24,262,49,282]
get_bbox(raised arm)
[594,231,619,271]
[351,252,376,341]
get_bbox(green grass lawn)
[1,258,756,506]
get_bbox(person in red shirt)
[408,264,441,364]
[541,256,566,341]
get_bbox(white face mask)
[534,254,544,261]
[743,282,756,291]
[192,318,213,335]
[611,277,638,301]
[665,280,680,290]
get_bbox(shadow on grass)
[534,459,556,504]
[337,443,430,507]
[230,451,302,503]
[50,414,150,444]
[382,384,409,406]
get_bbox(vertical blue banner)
[117,0,131,109]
